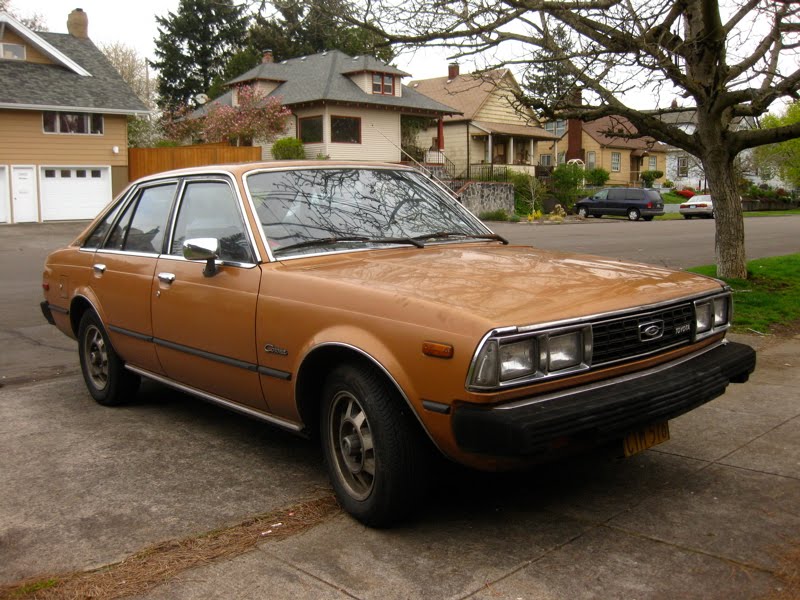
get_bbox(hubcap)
[83,324,109,390]
[329,390,375,500]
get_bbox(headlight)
[499,339,537,382]
[694,293,731,340]
[468,326,591,390]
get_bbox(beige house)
[541,116,669,186]
[409,65,558,177]
[0,10,148,223]
[196,50,459,162]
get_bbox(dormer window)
[372,73,394,95]
[0,42,25,60]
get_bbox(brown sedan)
[41,162,756,526]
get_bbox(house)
[657,109,791,191]
[197,50,460,162]
[408,64,558,177]
[0,9,149,223]
[541,115,670,186]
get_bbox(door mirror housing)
[183,238,219,277]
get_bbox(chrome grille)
[591,303,694,365]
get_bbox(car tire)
[643,216,654,221]
[683,215,692,219]
[321,362,429,527]
[627,208,641,221]
[710,210,716,219]
[78,311,140,406]
[577,206,588,218]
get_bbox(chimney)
[448,62,459,79]
[67,8,88,39]
[262,49,273,64]
[566,87,584,162]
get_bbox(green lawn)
[687,254,800,335]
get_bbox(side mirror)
[184,238,219,277]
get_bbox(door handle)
[158,272,176,284]
[92,263,106,275]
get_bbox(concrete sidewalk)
[123,333,798,600]
[1,334,797,598]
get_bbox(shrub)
[550,163,585,210]
[640,170,664,187]
[585,167,610,187]
[662,179,674,189]
[272,137,306,160]
[676,189,695,198]
[507,170,546,215]
[479,209,510,221]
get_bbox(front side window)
[248,168,488,258]
[170,181,254,263]
[0,42,25,60]
[104,184,176,253]
[331,116,360,144]
[611,152,621,172]
[43,111,103,135]
[299,116,323,144]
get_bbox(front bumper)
[452,341,756,458]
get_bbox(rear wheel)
[683,215,693,219]
[321,363,430,527]
[78,311,140,406]
[643,216,654,221]
[627,208,641,221]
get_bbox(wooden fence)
[128,143,262,181]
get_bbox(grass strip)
[0,493,339,600]
[688,254,800,335]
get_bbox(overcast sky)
[15,0,461,81]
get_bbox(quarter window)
[170,181,253,263]
[611,152,621,172]
[331,116,361,144]
[43,111,103,135]
[299,116,323,144]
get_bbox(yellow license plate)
[623,422,670,457]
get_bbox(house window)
[677,156,689,178]
[611,152,621,172]
[372,73,394,95]
[0,42,25,60]
[544,120,567,137]
[558,151,565,165]
[586,151,596,170]
[44,169,56,178]
[648,156,657,171]
[299,116,323,144]
[91,169,102,178]
[43,112,104,135]
[60,170,71,178]
[539,154,552,167]
[331,116,361,144]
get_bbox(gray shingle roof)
[0,30,148,113]
[219,50,458,115]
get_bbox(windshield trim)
[242,165,493,262]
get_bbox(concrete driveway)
[1,221,798,599]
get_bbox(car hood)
[275,244,722,332]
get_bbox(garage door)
[40,166,112,221]
[0,166,8,223]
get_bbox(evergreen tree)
[151,0,249,109]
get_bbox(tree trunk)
[702,149,748,279]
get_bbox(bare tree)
[100,42,156,109]
[0,0,48,30]
[355,0,800,278]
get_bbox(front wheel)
[577,206,588,218]
[627,208,641,221]
[321,363,429,527]
[683,215,692,219]
[78,311,140,406]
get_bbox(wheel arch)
[69,294,101,337]
[294,342,436,447]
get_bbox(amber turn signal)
[422,341,454,359]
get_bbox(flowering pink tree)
[203,86,292,146]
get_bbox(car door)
[150,177,268,411]
[606,188,627,215]
[88,181,178,374]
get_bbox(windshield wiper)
[413,231,509,245]
[273,235,424,254]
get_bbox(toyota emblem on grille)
[639,320,664,341]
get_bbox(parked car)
[575,188,665,220]
[41,162,755,527]
[679,194,715,219]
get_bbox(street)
[0,218,799,599]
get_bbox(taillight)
[646,202,653,208]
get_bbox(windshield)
[246,168,490,258]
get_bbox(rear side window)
[643,190,662,202]
[608,189,626,201]
[625,189,644,201]
[83,200,125,248]
[104,183,177,253]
